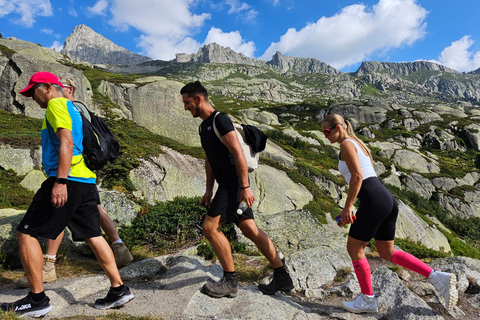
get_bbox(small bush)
[119,197,206,254]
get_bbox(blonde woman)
[322,113,458,313]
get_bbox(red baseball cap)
[19,71,64,97]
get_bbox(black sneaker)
[1,292,52,317]
[202,276,239,298]
[258,272,294,295]
[94,285,134,309]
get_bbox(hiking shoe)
[16,256,57,288]
[94,286,134,310]
[429,269,458,311]
[343,293,378,313]
[112,243,134,267]
[202,276,239,298]
[258,272,294,295]
[1,292,52,318]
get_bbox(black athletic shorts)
[208,178,254,226]
[17,177,101,241]
[349,177,398,242]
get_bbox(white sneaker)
[428,269,458,311]
[343,293,378,313]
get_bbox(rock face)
[61,25,152,65]
[175,42,265,67]
[354,60,459,77]
[97,76,201,147]
[268,51,341,75]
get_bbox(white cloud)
[68,7,77,17]
[435,36,480,73]
[49,40,63,52]
[204,27,256,57]
[260,0,428,70]
[41,28,53,35]
[88,0,109,16]
[0,0,53,27]
[225,0,250,14]
[105,0,211,59]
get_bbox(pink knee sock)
[392,250,433,278]
[352,257,373,295]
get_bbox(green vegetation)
[360,84,380,96]
[119,197,206,254]
[0,169,35,209]
[0,110,42,149]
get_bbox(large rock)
[372,267,444,319]
[20,170,46,192]
[0,38,93,118]
[0,145,35,175]
[98,77,201,147]
[130,147,206,204]
[258,210,351,292]
[401,173,436,199]
[396,201,451,253]
[392,149,440,174]
[98,191,140,227]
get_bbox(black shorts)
[349,177,398,242]
[17,177,101,241]
[208,178,255,226]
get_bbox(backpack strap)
[212,111,223,142]
[45,118,83,166]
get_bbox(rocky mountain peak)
[61,24,152,65]
[354,60,459,77]
[268,51,341,75]
[174,42,265,66]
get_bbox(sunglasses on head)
[323,123,342,137]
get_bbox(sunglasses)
[323,123,342,137]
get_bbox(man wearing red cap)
[0,72,134,317]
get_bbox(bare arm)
[221,130,255,207]
[201,156,215,207]
[340,140,363,225]
[51,128,73,208]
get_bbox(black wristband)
[240,185,250,189]
[55,177,68,184]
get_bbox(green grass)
[0,110,42,149]
[0,169,34,209]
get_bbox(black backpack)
[72,101,119,170]
[46,101,119,171]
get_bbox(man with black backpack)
[1,72,134,317]
[180,81,294,298]
[15,76,134,288]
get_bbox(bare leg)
[16,231,44,293]
[238,218,282,268]
[84,236,122,287]
[46,230,64,256]
[98,205,120,243]
[203,215,235,271]
[346,236,369,261]
[375,240,395,262]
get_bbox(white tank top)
[338,139,377,184]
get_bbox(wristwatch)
[55,177,68,184]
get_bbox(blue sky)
[1,0,479,72]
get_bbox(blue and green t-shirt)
[41,97,96,184]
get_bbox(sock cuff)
[352,257,369,266]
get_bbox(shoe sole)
[20,305,52,318]
[258,284,294,295]
[202,287,238,298]
[342,304,378,313]
[94,294,135,310]
[445,274,458,311]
